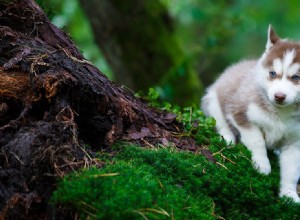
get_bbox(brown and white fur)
[201,25,300,202]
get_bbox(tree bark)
[79,0,202,105]
[0,0,204,219]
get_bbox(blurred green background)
[38,0,300,105]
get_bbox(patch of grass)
[51,144,299,219]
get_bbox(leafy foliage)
[142,88,217,145]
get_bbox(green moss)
[52,144,300,219]
[51,149,214,219]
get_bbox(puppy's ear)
[266,24,280,51]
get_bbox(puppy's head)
[258,25,300,107]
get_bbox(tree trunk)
[79,0,202,105]
[0,0,203,219]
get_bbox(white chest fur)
[247,103,300,148]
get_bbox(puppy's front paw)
[252,156,271,175]
[221,133,236,145]
[280,190,300,203]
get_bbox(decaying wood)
[0,0,207,219]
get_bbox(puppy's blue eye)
[291,74,300,81]
[269,71,277,78]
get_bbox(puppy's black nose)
[274,92,286,103]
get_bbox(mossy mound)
[51,144,300,219]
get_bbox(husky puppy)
[201,25,300,202]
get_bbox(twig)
[216,162,228,170]
[57,44,95,66]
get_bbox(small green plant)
[172,106,217,145]
[143,87,218,145]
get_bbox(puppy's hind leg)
[201,90,235,144]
